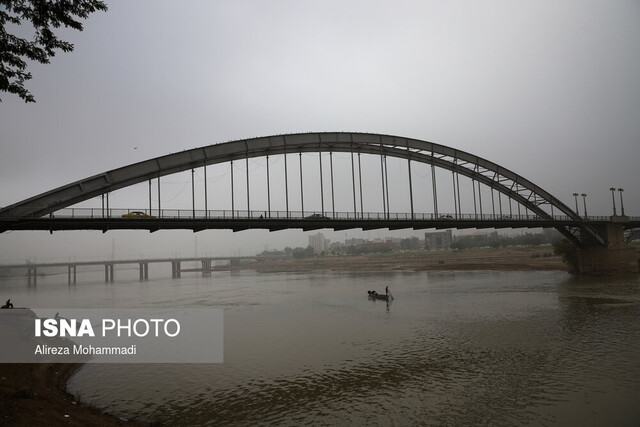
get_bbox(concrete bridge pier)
[202,260,212,277]
[171,261,181,279]
[68,265,77,284]
[104,263,115,283]
[579,218,639,274]
[139,262,149,281]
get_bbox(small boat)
[367,290,390,301]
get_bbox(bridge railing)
[2,207,626,222]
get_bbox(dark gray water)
[4,267,640,425]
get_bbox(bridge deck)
[2,215,638,234]
[0,255,258,270]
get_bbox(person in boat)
[3,299,13,309]
[385,286,389,296]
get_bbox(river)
[3,266,640,425]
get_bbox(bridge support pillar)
[171,261,181,279]
[202,260,211,277]
[138,262,149,281]
[105,264,115,283]
[68,265,77,285]
[579,219,638,274]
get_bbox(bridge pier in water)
[104,263,115,283]
[68,265,77,284]
[202,260,212,277]
[139,262,149,281]
[579,218,639,274]
[171,261,181,279]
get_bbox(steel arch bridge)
[0,132,634,245]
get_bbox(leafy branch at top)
[0,0,107,103]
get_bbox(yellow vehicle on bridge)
[121,211,155,219]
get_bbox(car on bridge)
[305,213,329,220]
[121,211,156,219]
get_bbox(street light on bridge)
[618,188,625,216]
[610,187,617,216]
[581,193,587,218]
[573,193,579,216]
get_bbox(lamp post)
[618,188,625,216]
[610,187,617,216]
[573,193,579,215]
[581,193,587,219]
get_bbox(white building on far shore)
[309,233,330,254]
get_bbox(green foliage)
[0,0,107,102]
[258,249,286,257]
[450,229,561,251]
[400,237,421,250]
[552,239,579,273]
[259,246,315,259]
[292,246,315,259]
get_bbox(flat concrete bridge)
[0,255,264,285]
[1,132,638,274]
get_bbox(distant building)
[309,233,330,254]
[424,230,453,250]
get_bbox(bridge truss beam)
[0,132,605,245]
[1,217,605,234]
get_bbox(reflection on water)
[4,269,640,425]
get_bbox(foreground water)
[3,266,640,425]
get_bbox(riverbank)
[0,310,139,426]
[0,362,137,426]
[245,246,567,273]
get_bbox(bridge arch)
[0,132,599,244]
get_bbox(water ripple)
[64,271,640,426]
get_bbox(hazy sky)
[1,0,639,263]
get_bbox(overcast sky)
[1,0,639,263]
